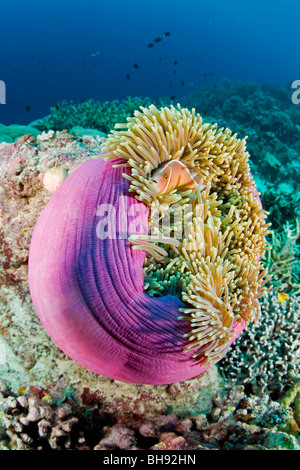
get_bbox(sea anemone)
[28,104,271,384]
[102,104,271,368]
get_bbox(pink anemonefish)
[151,160,205,194]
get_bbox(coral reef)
[0,80,299,450]
[0,123,40,143]
[30,96,170,136]
[259,179,300,231]
[0,378,298,450]
[280,376,300,430]
[218,292,300,400]
[181,79,300,158]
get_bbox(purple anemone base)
[28,158,244,384]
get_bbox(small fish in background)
[209,72,214,76]
[147,32,171,48]
[174,60,178,65]
[173,70,177,74]
[133,63,139,69]
[126,74,130,80]
[181,80,185,86]
[159,56,163,61]
[91,51,100,57]
[25,105,31,111]
[278,292,289,304]
[169,82,172,87]
[170,95,176,100]
[203,72,207,76]
[55,104,60,110]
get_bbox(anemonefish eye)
[164,174,168,180]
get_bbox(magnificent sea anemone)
[28,105,271,384]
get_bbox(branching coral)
[102,104,271,368]
[218,292,300,398]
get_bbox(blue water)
[0,0,299,125]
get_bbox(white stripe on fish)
[151,160,206,194]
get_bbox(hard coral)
[219,292,300,398]
[31,96,170,135]
[0,380,100,450]
[0,378,298,450]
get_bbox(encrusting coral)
[102,104,271,368]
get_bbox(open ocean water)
[0,0,300,124]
